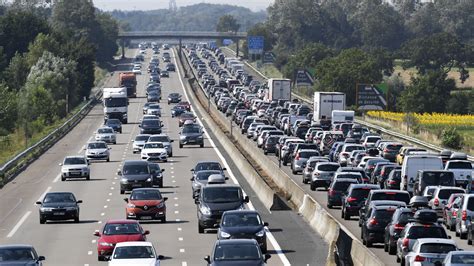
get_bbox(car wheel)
[396,255,401,263]
[384,241,388,252]
[98,255,104,261]
[159,180,163,188]
[456,224,460,236]
[310,183,316,191]
[86,175,90,181]
[120,190,125,195]
[170,152,173,157]
[327,203,332,209]
[292,169,297,175]
[200,143,204,148]
[468,232,472,245]
[401,258,405,266]
[113,141,116,144]
[198,223,204,234]
[107,157,110,162]
[74,216,80,223]
[179,143,183,148]
[161,215,166,223]
[61,176,66,181]
[261,243,267,254]
[388,244,396,255]
[343,211,350,220]
[40,218,45,224]
[264,150,268,155]
[461,232,467,239]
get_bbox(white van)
[331,110,355,125]
[401,155,443,193]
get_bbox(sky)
[93,0,274,12]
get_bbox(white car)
[132,67,142,75]
[141,142,168,162]
[95,127,117,144]
[85,141,110,162]
[147,134,174,157]
[60,156,90,181]
[108,241,162,266]
[405,238,458,266]
[132,134,151,154]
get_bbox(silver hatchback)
[310,162,340,191]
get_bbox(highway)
[0,47,328,265]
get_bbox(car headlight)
[99,242,114,247]
[256,229,265,237]
[157,202,165,208]
[82,167,89,172]
[127,203,136,208]
[220,231,231,238]
[200,205,211,215]
[197,135,203,139]
[65,207,77,211]
[180,136,186,140]
[121,178,129,184]
[146,177,152,182]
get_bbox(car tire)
[170,152,173,157]
[120,190,125,195]
[98,255,104,261]
[107,157,110,162]
[310,183,316,191]
[161,216,166,223]
[86,175,90,181]
[74,216,80,223]
[461,232,467,239]
[264,150,268,155]
[40,218,45,224]
[198,223,204,234]
[179,143,183,148]
[292,169,297,175]
[343,211,350,220]
[159,180,163,188]
[113,141,117,144]
[396,255,401,263]
[200,143,204,148]
[61,176,66,181]
[384,242,388,252]
[467,233,472,245]
[327,203,332,209]
[388,244,396,255]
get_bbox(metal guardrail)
[221,47,474,162]
[0,75,109,185]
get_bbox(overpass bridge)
[118,31,247,57]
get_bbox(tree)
[216,14,240,32]
[282,43,335,79]
[95,12,119,63]
[242,22,276,55]
[446,92,470,115]
[26,33,62,67]
[401,32,473,83]
[315,48,384,106]
[400,70,455,113]
[2,52,29,92]
[0,83,17,133]
[405,2,442,38]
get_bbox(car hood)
[123,174,151,180]
[142,148,167,154]
[42,202,77,208]
[211,260,263,266]
[97,133,115,137]
[181,133,202,137]
[100,234,145,244]
[109,258,159,266]
[134,141,146,146]
[87,148,108,153]
[62,164,87,170]
[141,124,160,129]
[130,200,164,206]
[204,201,242,211]
[221,225,263,235]
[0,261,40,266]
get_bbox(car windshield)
[423,172,454,186]
[135,135,150,142]
[44,193,76,203]
[144,143,164,149]
[451,254,474,264]
[88,142,107,149]
[180,113,194,119]
[106,120,120,125]
[317,164,339,171]
[372,192,409,203]
[98,128,113,134]
[222,213,262,227]
[203,187,241,203]
[123,164,149,175]
[104,223,141,235]
[182,126,200,134]
[195,163,222,171]
[113,246,155,259]
[407,226,446,238]
[333,181,357,191]
[130,190,162,200]
[196,171,221,181]
[0,248,35,261]
[64,157,86,165]
[149,136,169,142]
[142,120,160,126]
[439,189,465,199]
[148,104,160,109]
[419,243,456,253]
[214,244,261,261]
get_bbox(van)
[401,155,443,193]
[413,170,455,196]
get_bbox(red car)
[178,101,191,111]
[125,188,167,222]
[94,219,149,261]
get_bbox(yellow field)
[367,111,474,127]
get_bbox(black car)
[0,245,45,265]
[384,207,415,254]
[361,205,397,247]
[171,105,186,118]
[167,93,181,104]
[166,63,176,71]
[327,178,359,208]
[341,184,380,220]
[160,70,169,78]
[149,163,165,188]
[384,169,402,189]
[36,192,82,224]
[218,210,268,252]
[179,123,204,148]
[205,239,271,266]
[147,90,161,102]
[263,136,280,155]
[139,119,162,134]
[118,160,153,194]
[104,118,122,133]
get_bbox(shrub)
[441,127,463,149]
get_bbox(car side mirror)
[37,256,45,261]
[171,140,174,142]
[124,198,129,203]
[244,196,250,203]
[448,235,452,239]
[77,200,83,204]
[139,124,142,127]
[264,254,271,262]
[225,177,229,180]
[194,198,200,204]
[191,169,194,172]
[94,230,101,237]
[223,168,227,171]
[117,170,122,176]
[163,197,168,201]
[263,222,269,227]
[161,169,165,172]
[157,255,164,260]
[36,201,42,205]
[204,255,211,263]
[144,230,150,235]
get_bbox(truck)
[444,160,473,190]
[331,110,355,125]
[264,79,291,102]
[401,155,444,194]
[103,87,128,124]
[119,72,137,98]
[313,92,346,123]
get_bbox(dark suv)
[118,160,153,194]
[179,123,204,148]
[341,184,380,220]
[384,207,415,254]
[327,178,359,208]
[361,205,397,247]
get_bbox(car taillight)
[434,198,439,206]
[368,165,375,169]
[414,255,425,262]
[347,197,357,202]
[383,148,389,152]
[462,210,467,221]
[389,180,397,185]
[328,189,335,196]
[452,210,457,216]
[369,218,378,225]
[402,238,409,248]
[394,223,404,230]
[380,170,385,176]
[295,154,300,160]
[342,152,349,158]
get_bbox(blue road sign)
[248,36,264,55]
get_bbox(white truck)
[331,110,355,125]
[264,79,291,102]
[313,92,346,123]
[401,155,444,194]
[103,87,128,124]
[444,160,473,189]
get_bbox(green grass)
[249,61,283,79]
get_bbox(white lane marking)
[170,167,174,170]
[101,213,105,216]
[104,205,108,209]
[7,211,31,238]
[171,176,175,178]
[174,49,291,266]
[174,211,179,214]
[171,171,174,174]
[88,251,93,255]
[85,264,89,266]
[36,186,52,203]
[177,227,182,231]
[178,237,183,241]
[107,199,110,202]
[174,197,178,200]
[112,182,116,185]
[77,145,85,154]
[110,187,114,190]
[98,221,102,224]
[172,180,176,183]
[180,249,185,253]
[108,193,112,196]
[174,204,179,207]
[92,240,97,243]
[53,173,61,183]
[182,262,187,266]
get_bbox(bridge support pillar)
[236,39,239,57]
[121,38,125,59]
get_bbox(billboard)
[247,36,264,55]
[356,84,387,110]
[294,69,314,87]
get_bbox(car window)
[467,198,474,211]
[130,190,162,200]
[222,213,262,227]
[195,163,221,171]
[104,223,141,235]
[407,226,447,238]
[317,164,339,171]
[333,181,357,191]
[64,157,86,165]
[214,244,260,261]
[448,162,472,169]
[123,164,149,175]
[372,192,409,203]
[419,243,456,254]
[203,187,241,203]
[373,209,396,222]
[0,248,35,261]
[350,188,373,199]
[44,193,75,203]
[182,126,200,134]
[451,254,474,264]
[143,120,160,126]
[88,142,107,149]
[439,189,465,199]
[98,128,113,134]
[113,246,155,259]
[397,212,415,224]
[135,135,150,142]
[423,172,454,186]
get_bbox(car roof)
[414,238,456,245]
[115,241,153,247]
[349,184,380,189]
[124,160,149,165]
[64,155,86,159]
[106,219,140,224]
[98,126,114,130]
[370,200,407,206]
[0,244,34,249]
[204,184,240,189]
[223,210,259,215]
[216,239,258,245]
[333,178,359,183]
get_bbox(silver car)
[132,134,151,154]
[443,251,474,266]
[405,238,458,266]
[60,156,90,181]
[302,156,329,184]
[190,170,224,198]
[85,141,110,162]
[246,122,263,138]
[95,126,116,144]
[310,162,340,190]
[291,149,320,175]
[148,134,174,157]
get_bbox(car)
[443,251,474,266]
[59,155,90,181]
[217,210,268,253]
[179,123,204,148]
[327,178,359,208]
[171,105,186,117]
[148,163,165,188]
[85,141,111,162]
[445,193,464,231]
[341,184,380,220]
[336,166,369,183]
[385,169,402,189]
[146,103,161,116]
[141,142,168,162]
[132,134,151,154]
[166,63,175,71]
[178,101,191,111]
[429,186,465,218]
[178,112,196,127]
[196,184,249,233]
[147,134,174,157]
[95,220,149,261]
[142,102,153,114]
[167,93,181,104]
[291,149,320,175]
[204,239,271,266]
[36,192,82,224]
[454,193,474,239]
[95,126,117,144]
[302,156,330,184]
[124,188,167,222]
[0,245,45,265]
[105,118,123,133]
[405,238,458,266]
[147,91,161,102]
[191,170,226,198]
[160,70,169,77]
[107,241,163,265]
[361,205,397,247]
[384,207,415,255]
[310,162,340,190]
[118,160,153,194]
[139,119,163,135]
[132,67,141,75]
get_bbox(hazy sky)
[93,0,274,12]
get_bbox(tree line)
[243,0,474,114]
[0,0,119,139]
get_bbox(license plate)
[132,184,142,188]
[188,140,195,143]
[54,212,65,215]
[141,216,152,220]
[71,172,81,176]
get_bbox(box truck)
[103,87,128,124]
[313,92,346,123]
[119,72,137,98]
[264,79,291,102]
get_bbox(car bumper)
[312,179,331,187]
[62,171,89,178]
[120,181,153,192]
[142,154,168,161]
[343,205,361,216]
[87,154,109,160]
[366,228,385,243]
[126,207,166,220]
[180,139,203,145]
[198,213,222,229]
[40,210,78,221]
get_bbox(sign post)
[247,36,264,59]
[356,84,388,111]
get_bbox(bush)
[403,112,420,134]
[441,127,463,149]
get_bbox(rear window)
[448,162,472,169]
[366,137,381,143]
[467,198,474,211]
[333,181,356,191]
[318,164,340,172]
[439,189,465,199]
[451,254,474,264]
[422,172,454,186]
[386,144,403,150]
[407,226,447,239]
[350,188,373,198]
[300,151,320,158]
[397,212,415,224]
[419,243,456,254]
[374,209,396,222]
[372,192,410,203]
[346,146,365,152]
[390,170,402,180]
